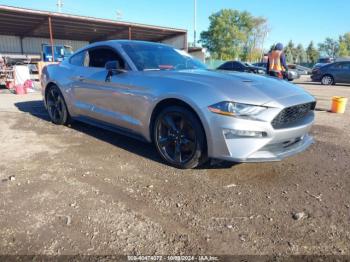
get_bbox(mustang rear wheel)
[46,85,70,125]
[154,106,207,169]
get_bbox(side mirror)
[105,60,126,81]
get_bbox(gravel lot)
[0,78,349,256]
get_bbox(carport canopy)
[0,5,187,45]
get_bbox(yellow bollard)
[331,96,348,113]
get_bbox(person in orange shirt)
[267,43,288,79]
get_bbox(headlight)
[208,101,267,118]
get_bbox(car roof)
[229,61,246,66]
[327,61,349,66]
[74,40,172,54]
[224,60,243,63]
[99,39,169,46]
[319,61,348,69]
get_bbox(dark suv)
[311,61,350,85]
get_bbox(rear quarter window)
[69,51,86,66]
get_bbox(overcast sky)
[1,0,349,48]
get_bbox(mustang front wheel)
[46,85,70,125]
[154,106,207,169]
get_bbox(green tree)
[338,33,350,57]
[200,9,268,60]
[293,44,307,64]
[318,37,339,58]
[242,17,269,61]
[284,41,295,64]
[306,41,320,64]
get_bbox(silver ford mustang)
[41,40,316,169]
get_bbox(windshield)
[121,42,207,71]
[318,58,332,63]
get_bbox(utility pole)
[193,0,197,47]
[57,0,63,12]
[116,10,123,20]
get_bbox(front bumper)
[233,134,314,162]
[206,109,315,163]
[288,71,300,80]
[311,74,322,81]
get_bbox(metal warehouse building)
[0,5,188,58]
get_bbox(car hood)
[147,69,313,106]
[313,63,327,69]
[251,66,266,71]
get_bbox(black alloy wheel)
[46,85,70,125]
[154,106,207,169]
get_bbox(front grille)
[272,102,316,129]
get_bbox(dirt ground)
[0,78,349,257]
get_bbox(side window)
[70,51,86,66]
[219,62,232,70]
[87,47,126,69]
[232,62,242,70]
[341,62,350,70]
[331,63,343,69]
[83,52,90,67]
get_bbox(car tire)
[153,106,207,169]
[46,85,71,125]
[321,75,335,85]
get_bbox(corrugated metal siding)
[0,35,88,54]
[22,37,88,54]
[0,35,21,53]
[162,35,186,50]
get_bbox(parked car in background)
[318,57,334,64]
[311,61,350,85]
[41,44,73,62]
[252,62,300,81]
[42,40,316,169]
[253,62,267,68]
[312,57,334,70]
[288,64,312,75]
[217,61,266,75]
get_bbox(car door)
[71,46,137,130]
[337,62,350,83]
[344,63,350,83]
[69,49,94,116]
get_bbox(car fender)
[145,94,214,155]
